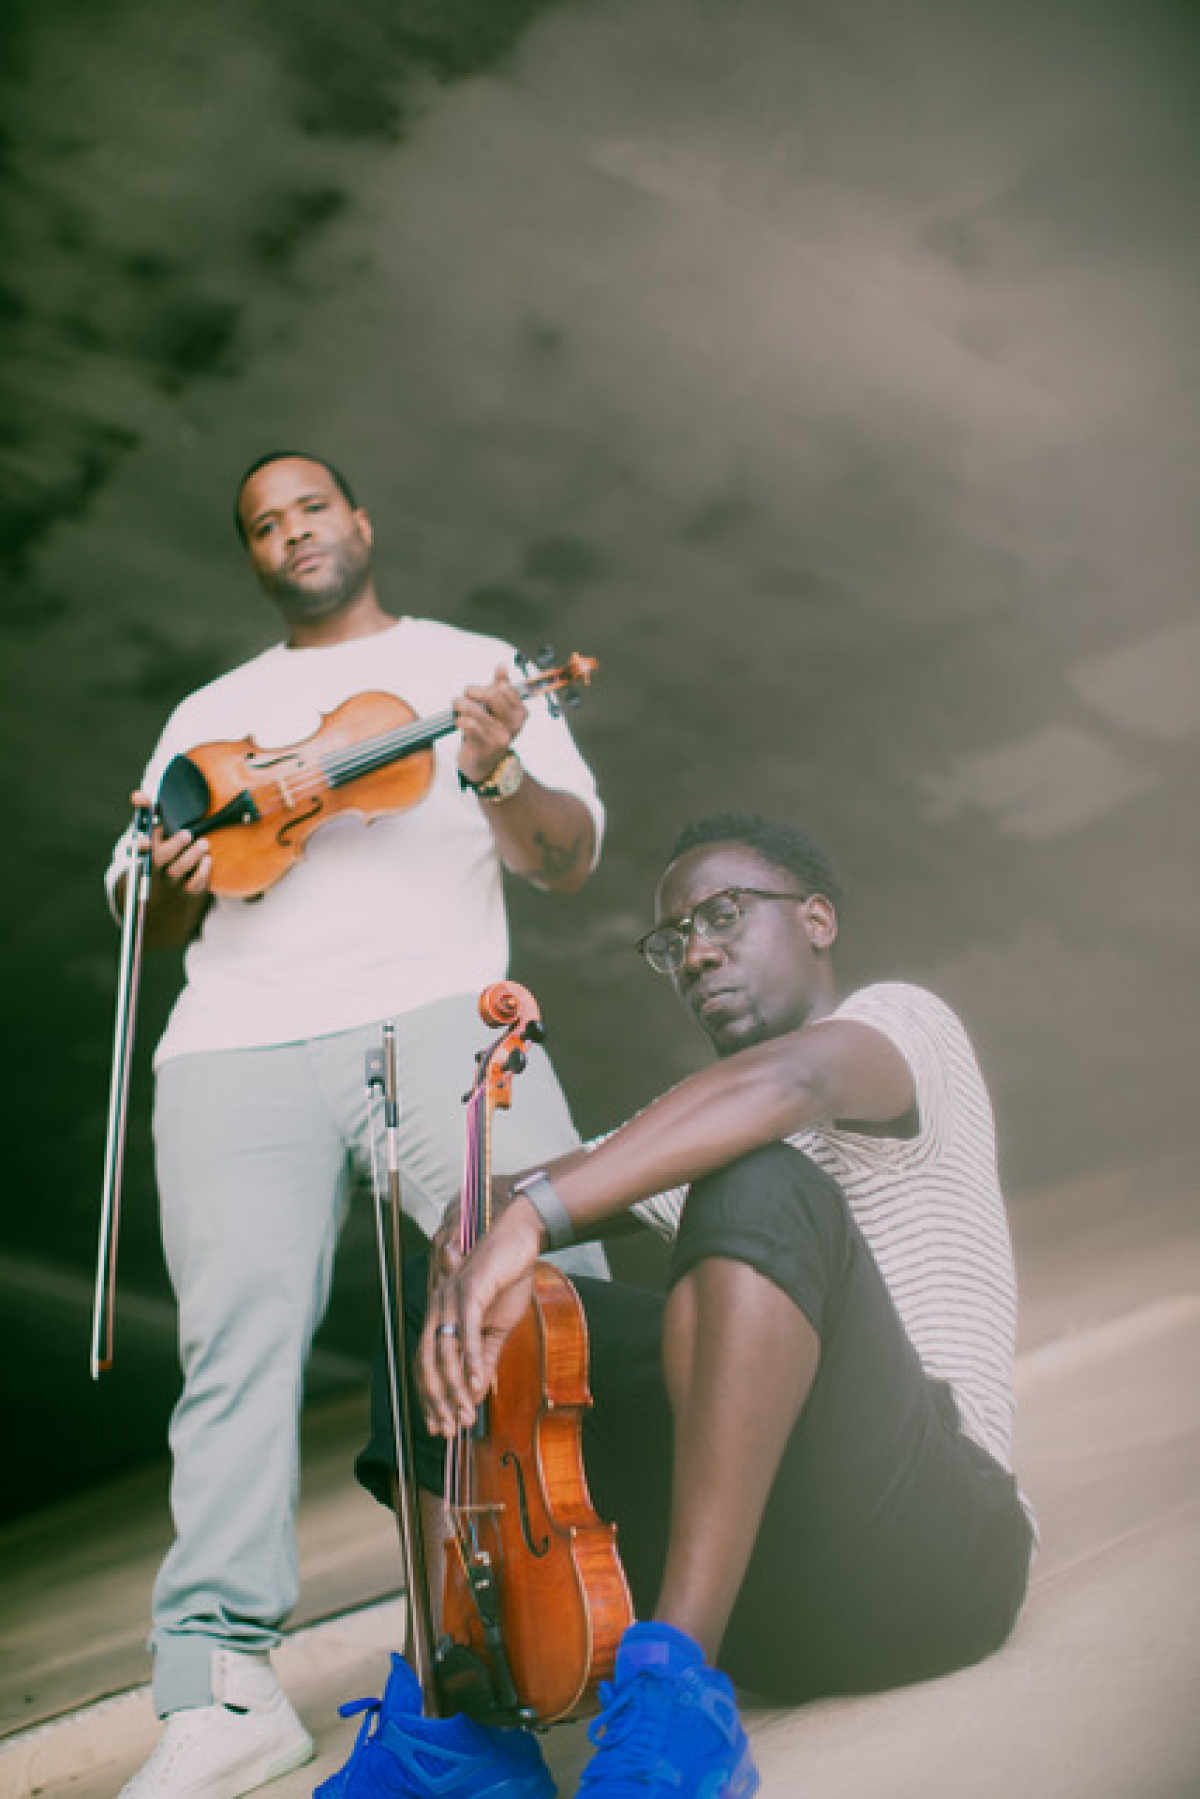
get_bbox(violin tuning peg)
[515,645,556,677]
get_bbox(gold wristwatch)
[464,751,526,802]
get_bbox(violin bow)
[368,1026,442,1711]
[90,802,154,1377]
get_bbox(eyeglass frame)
[635,885,811,975]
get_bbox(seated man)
[330,812,1035,1799]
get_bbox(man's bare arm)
[476,780,596,894]
[534,1018,914,1236]
[455,666,597,894]
[419,1020,914,1429]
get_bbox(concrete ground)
[2,1149,1198,1799]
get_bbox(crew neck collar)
[282,616,409,654]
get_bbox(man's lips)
[287,548,325,575]
[690,985,740,1018]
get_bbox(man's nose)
[681,924,723,973]
[284,510,313,545]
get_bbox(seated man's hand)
[417,1199,544,1436]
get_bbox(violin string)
[316,671,553,788]
[224,708,457,820]
[322,709,457,787]
[445,1079,486,1525]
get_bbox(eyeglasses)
[636,886,808,976]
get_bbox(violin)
[155,650,598,898]
[431,982,633,1726]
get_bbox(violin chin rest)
[158,755,212,835]
[433,1640,536,1729]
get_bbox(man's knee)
[679,1141,847,1246]
[669,1142,852,1327]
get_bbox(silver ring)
[435,1322,459,1338]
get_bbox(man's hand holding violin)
[418,1178,544,1438]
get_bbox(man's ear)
[805,894,838,951]
[355,507,374,549]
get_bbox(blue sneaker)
[577,1624,759,1799]
[315,1654,556,1798]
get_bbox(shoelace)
[579,1676,681,1790]
[336,1695,384,1767]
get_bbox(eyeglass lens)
[638,886,807,973]
[642,890,746,972]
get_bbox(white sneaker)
[118,1650,314,1799]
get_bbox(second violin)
[431,983,633,1726]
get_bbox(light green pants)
[149,993,607,1712]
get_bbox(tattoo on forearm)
[534,829,586,883]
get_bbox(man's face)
[654,842,834,1056]
[236,457,373,623]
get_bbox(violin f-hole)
[276,797,324,847]
[500,1451,550,1558]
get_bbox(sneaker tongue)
[381,1654,424,1718]
[615,1622,706,1683]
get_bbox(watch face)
[491,753,524,797]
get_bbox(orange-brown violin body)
[440,1263,633,1722]
[178,691,432,898]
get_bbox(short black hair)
[668,812,844,917]
[233,452,359,541]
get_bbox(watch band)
[512,1171,576,1251]
[459,750,525,801]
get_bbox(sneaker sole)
[224,1732,315,1799]
[701,1748,759,1799]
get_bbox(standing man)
[340,812,1034,1799]
[108,453,608,1799]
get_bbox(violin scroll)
[477,981,542,1034]
[476,983,545,1112]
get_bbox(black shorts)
[358,1142,1033,1703]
